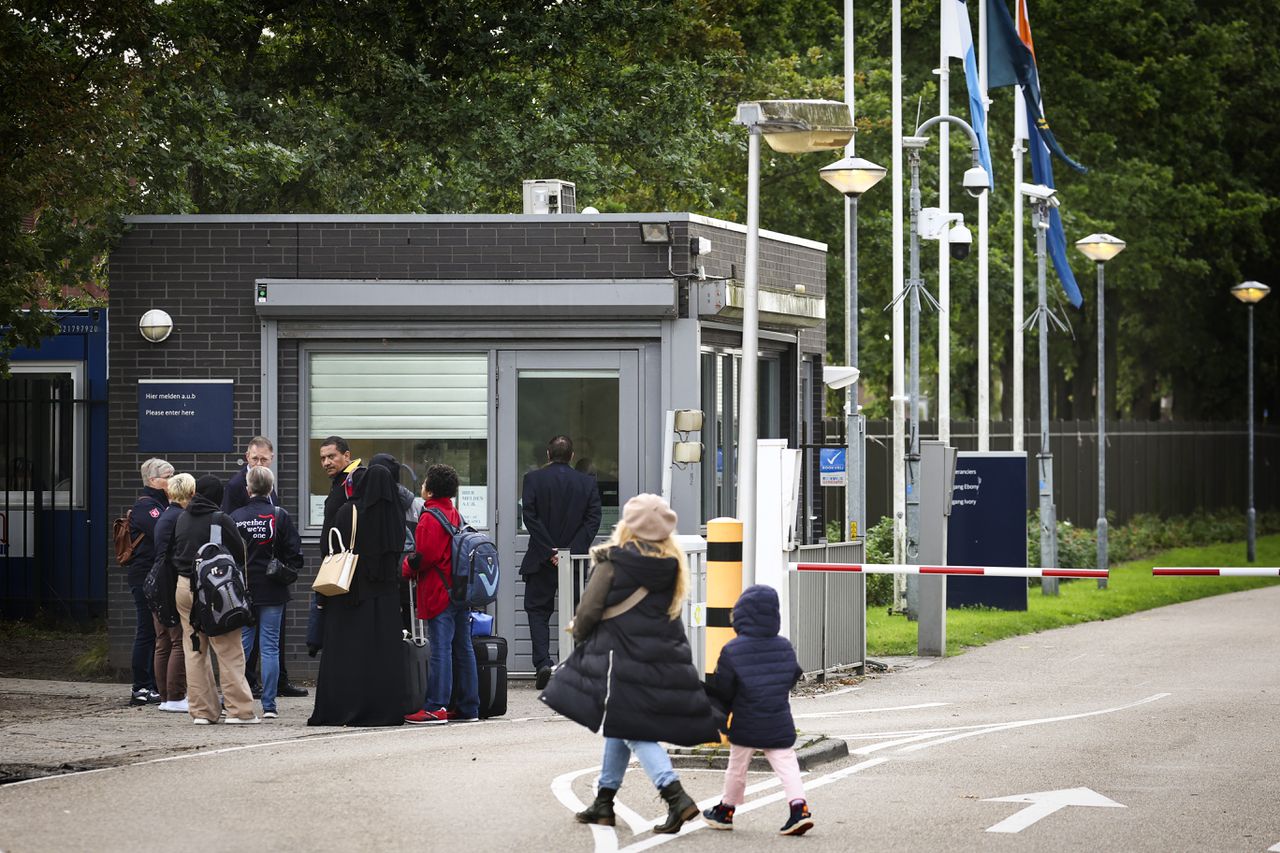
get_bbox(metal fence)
[556,535,709,670]
[848,419,1278,528]
[788,539,866,676]
[1,386,102,618]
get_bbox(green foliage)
[1027,509,1280,568]
[824,514,895,606]
[868,534,1280,656]
[2,0,1276,413]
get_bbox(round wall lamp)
[139,309,174,343]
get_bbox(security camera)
[1020,182,1059,205]
[963,166,990,198]
[948,222,972,261]
[822,365,860,390]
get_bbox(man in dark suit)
[521,434,602,689]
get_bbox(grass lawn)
[866,534,1280,657]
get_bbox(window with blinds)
[306,353,489,526]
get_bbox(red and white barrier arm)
[792,563,1108,579]
[1152,567,1280,577]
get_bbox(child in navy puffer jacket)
[703,584,814,836]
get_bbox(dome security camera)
[963,166,990,198]
[948,222,972,261]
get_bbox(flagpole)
[977,0,991,452]
[892,0,906,567]
[1012,89,1027,453]
[938,8,951,447]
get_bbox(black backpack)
[188,514,254,646]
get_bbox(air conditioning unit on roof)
[522,179,577,215]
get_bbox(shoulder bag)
[265,506,299,586]
[313,509,359,596]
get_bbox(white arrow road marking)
[793,701,950,720]
[984,787,1125,833]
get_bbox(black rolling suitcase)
[401,580,430,715]
[472,635,507,718]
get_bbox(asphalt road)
[2,585,1278,853]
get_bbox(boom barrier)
[1152,567,1280,577]
[793,563,1108,579]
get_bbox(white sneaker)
[225,716,261,725]
[157,701,173,712]
[192,717,215,725]
[262,710,278,719]
[168,698,189,713]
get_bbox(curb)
[667,734,849,771]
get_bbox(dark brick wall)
[107,215,828,677]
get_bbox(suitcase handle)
[406,578,428,645]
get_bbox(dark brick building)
[107,213,829,677]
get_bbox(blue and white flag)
[942,0,995,186]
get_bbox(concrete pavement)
[2,585,1279,852]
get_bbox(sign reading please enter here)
[137,379,235,453]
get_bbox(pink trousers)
[721,744,805,806]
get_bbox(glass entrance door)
[496,350,639,675]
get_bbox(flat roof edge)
[122,212,827,252]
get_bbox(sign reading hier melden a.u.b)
[137,379,235,453]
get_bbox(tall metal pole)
[847,195,864,539]
[1247,302,1256,562]
[938,11,951,447]
[1095,261,1108,588]
[1035,201,1058,592]
[892,0,906,566]
[739,129,761,583]
[906,147,923,567]
[1012,122,1026,452]
[977,0,991,452]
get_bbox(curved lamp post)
[733,100,854,583]
[1231,280,1271,561]
[1076,233,1126,588]
[900,116,988,574]
[820,155,887,544]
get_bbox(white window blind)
[309,353,488,440]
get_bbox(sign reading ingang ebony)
[947,451,1028,611]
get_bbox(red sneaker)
[404,707,449,726]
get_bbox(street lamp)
[1023,183,1067,593]
[900,116,988,574]
[1076,233,1126,589]
[1231,280,1271,561]
[734,99,854,583]
[820,155,887,543]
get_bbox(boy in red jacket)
[403,464,480,725]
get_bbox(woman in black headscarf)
[308,465,407,726]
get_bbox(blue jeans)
[129,583,156,692]
[426,600,479,718]
[598,737,678,790]
[242,605,283,711]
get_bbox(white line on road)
[800,685,862,699]
[897,693,1171,753]
[793,702,949,720]
[984,787,1124,833]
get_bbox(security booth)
[106,212,829,677]
[1,310,109,619]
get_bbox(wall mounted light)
[138,309,174,343]
[640,223,672,244]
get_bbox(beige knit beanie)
[621,493,678,541]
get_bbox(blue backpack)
[424,508,500,607]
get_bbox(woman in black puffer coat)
[540,494,717,835]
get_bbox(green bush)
[822,515,895,606]
[1028,508,1280,568]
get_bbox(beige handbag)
[313,509,359,596]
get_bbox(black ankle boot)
[575,788,617,826]
[654,781,698,834]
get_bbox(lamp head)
[819,155,888,197]
[1075,233,1126,263]
[1231,281,1271,304]
[735,100,855,153]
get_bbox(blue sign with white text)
[137,380,235,453]
[947,452,1028,611]
[819,448,847,487]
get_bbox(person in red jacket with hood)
[403,464,480,725]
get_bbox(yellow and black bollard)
[704,517,744,679]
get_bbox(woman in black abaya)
[308,465,408,726]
